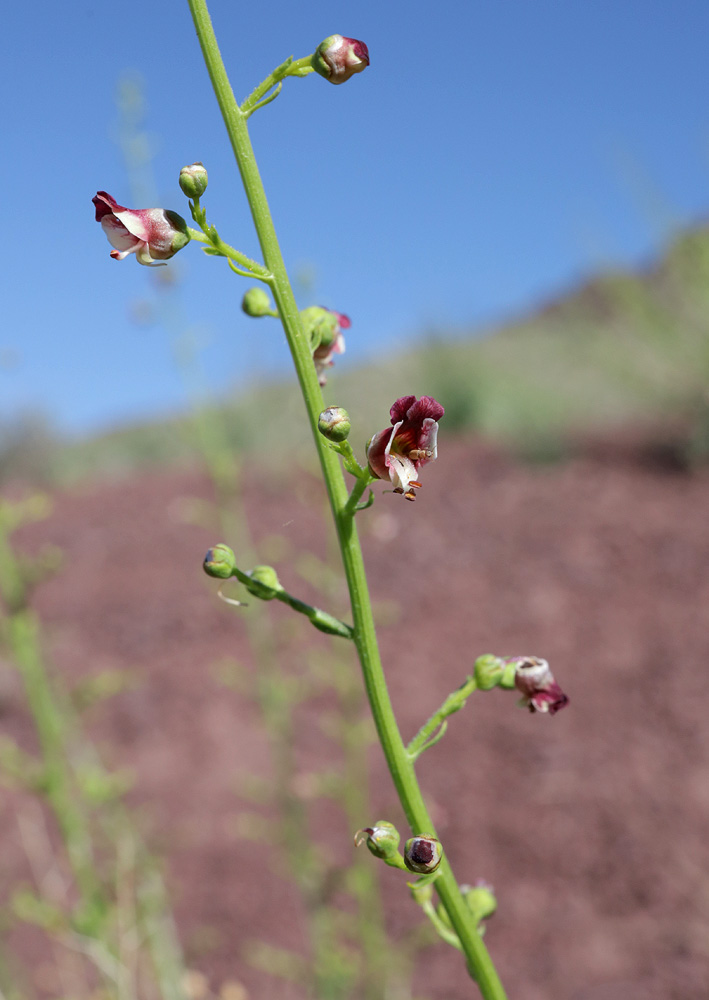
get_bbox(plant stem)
[186,3,508,995]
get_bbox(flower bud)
[179,162,208,199]
[203,544,235,579]
[312,35,370,85]
[354,821,400,860]
[318,406,351,443]
[404,834,442,874]
[300,306,340,350]
[242,287,274,318]
[245,565,282,600]
[473,654,505,691]
[462,881,497,923]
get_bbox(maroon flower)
[313,35,370,84]
[512,656,569,715]
[366,396,444,500]
[93,191,189,266]
[311,308,351,386]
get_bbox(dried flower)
[367,396,444,500]
[312,35,370,84]
[93,192,189,266]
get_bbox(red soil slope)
[3,435,709,999]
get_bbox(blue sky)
[3,0,709,436]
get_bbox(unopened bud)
[203,544,235,579]
[473,654,505,691]
[312,35,370,85]
[242,287,274,318]
[318,406,351,442]
[404,834,442,875]
[245,565,282,600]
[354,821,400,860]
[179,162,208,199]
[462,881,497,923]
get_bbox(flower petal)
[101,214,142,253]
[93,191,127,222]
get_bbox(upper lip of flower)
[366,395,444,500]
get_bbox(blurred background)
[2,2,709,999]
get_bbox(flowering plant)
[93,8,568,997]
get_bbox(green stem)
[407,676,477,759]
[343,476,371,519]
[8,610,102,911]
[186,3,508,995]
[186,223,271,280]
[226,564,354,639]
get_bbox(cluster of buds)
[355,823,443,876]
[474,654,569,714]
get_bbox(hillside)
[4,224,709,486]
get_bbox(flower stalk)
[186,2,508,995]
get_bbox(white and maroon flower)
[512,656,569,715]
[310,308,351,386]
[366,396,444,500]
[313,35,370,84]
[93,191,190,266]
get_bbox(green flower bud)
[300,306,339,350]
[179,162,208,199]
[462,882,498,923]
[318,406,351,442]
[354,821,400,860]
[499,661,517,689]
[474,654,505,691]
[245,565,282,600]
[404,834,443,874]
[203,544,235,579]
[242,287,274,318]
